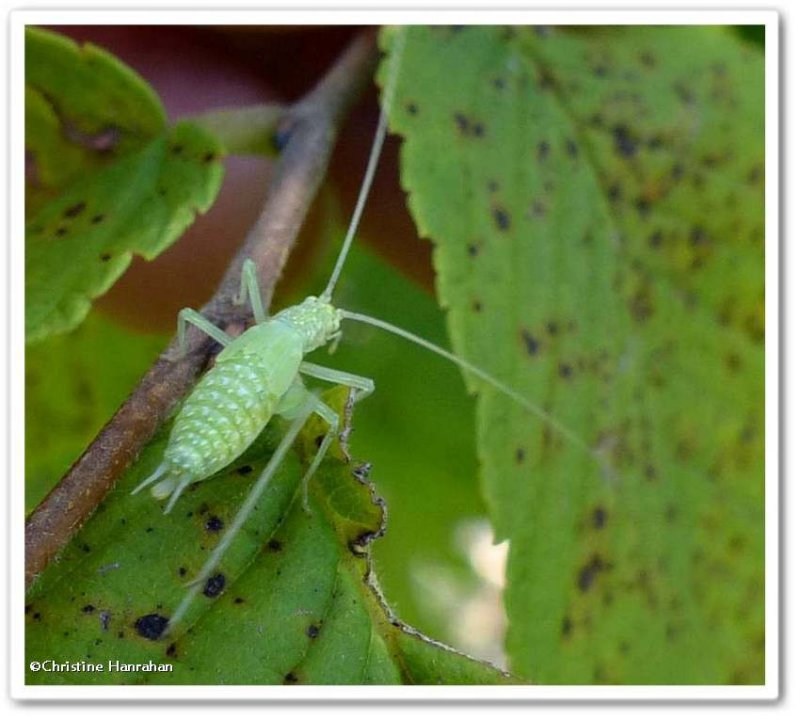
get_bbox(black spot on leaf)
[306,624,321,639]
[63,201,87,218]
[561,616,573,638]
[492,206,511,231]
[612,124,638,157]
[537,67,557,91]
[628,286,654,323]
[537,140,551,162]
[529,199,546,218]
[267,538,283,552]
[592,506,608,529]
[521,330,539,356]
[640,51,656,67]
[725,352,742,373]
[203,573,226,598]
[674,81,695,105]
[134,613,169,641]
[454,112,470,134]
[205,515,224,533]
[634,196,651,218]
[577,554,609,592]
[689,225,709,246]
[565,139,578,158]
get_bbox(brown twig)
[25,29,379,589]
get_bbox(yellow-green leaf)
[385,25,764,684]
[25,28,224,344]
[26,389,511,685]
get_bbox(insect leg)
[295,366,375,512]
[167,396,317,634]
[177,308,233,352]
[299,362,375,402]
[298,395,341,513]
[235,259,267,325]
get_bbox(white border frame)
[8,7,780,702]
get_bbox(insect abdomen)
[165,353,277,482]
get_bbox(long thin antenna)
[340,310,599,461]
[321,27,408,302]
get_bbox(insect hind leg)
[166,396,318,634]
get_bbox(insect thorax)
[272,296,342,353]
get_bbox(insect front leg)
[235,258,267,325]
[177,308,233,353]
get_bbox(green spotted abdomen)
[164,353,281,481]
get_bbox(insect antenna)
[323,30,605,470]
[339,309,605,466]
[320,27,407,303]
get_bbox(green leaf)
[26,388,511,685]
[25,27,166,213]
[386,26,764,684]
[25,28,224,344]
[308,246,490,657]
[25,311,166,512]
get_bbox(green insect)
[133,28,597,632]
